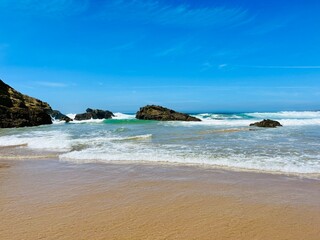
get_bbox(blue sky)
[0,0,320,113]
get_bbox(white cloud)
[218,64,228,69]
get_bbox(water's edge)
[1,111,319,177]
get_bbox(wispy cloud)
[106,36,145,52]
[0,0,88,16]
[201,62,213,71]
[131,85,319,91]
[1,0,251,27]
[36,81,68,88]
[154,37,202,58]
[247,16,295,35]
[200,47,262,72]
[101,0,250,28]
[218,64,228,69]
[155,39,194,57]
[200,62,228,72]
[202,64,320,72]
[107,41,136,51]
[156,45,181,57]
[251,23,286,35]
[235,65,320,69]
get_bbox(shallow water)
[0,111,320,176]
[1,160,320,240]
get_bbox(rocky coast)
[0,80,52,128]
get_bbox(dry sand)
[1,159,320,240]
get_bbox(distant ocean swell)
[55,111,320,126]
[193,111,320,126]
[0,111,320,176]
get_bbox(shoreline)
[3,151,320,180]
[1,158,320,239]
[2,144,320,180]
[67,159,320,180]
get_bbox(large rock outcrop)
[75,108,114,120]
[136,105,201,121]
[0,79,52,128]
[48,110,72,123]
[249,119,282,128]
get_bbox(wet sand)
[1,159,320,240]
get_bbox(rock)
[74,108,114,120]
[47,110,72,123]
[249,119,282,128]
[136,105,201,121]
[0,79,52,128]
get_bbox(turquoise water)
[0,111,320,176]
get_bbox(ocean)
[1,111,320,177]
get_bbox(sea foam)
[0,130,72,151]
[1,110,319,176]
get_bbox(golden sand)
[1,160,320,240]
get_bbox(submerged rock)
[249,119,282,128]
[48,110,72,122]
[0,79,52,128]
[75,108,114,120]
[136,105,201,121]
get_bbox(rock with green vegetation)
[136,105,201,121]
[0,79,52,128]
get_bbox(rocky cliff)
[0,79,52,128]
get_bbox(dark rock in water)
[75,108,114,120]
[249,119,282,128]
[0,79,52,128]
[47,110,72,123]
[136,105,201,121]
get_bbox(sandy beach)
[2,0,320,239]
[1,159,320,240]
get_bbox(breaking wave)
[1,110,320,176]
